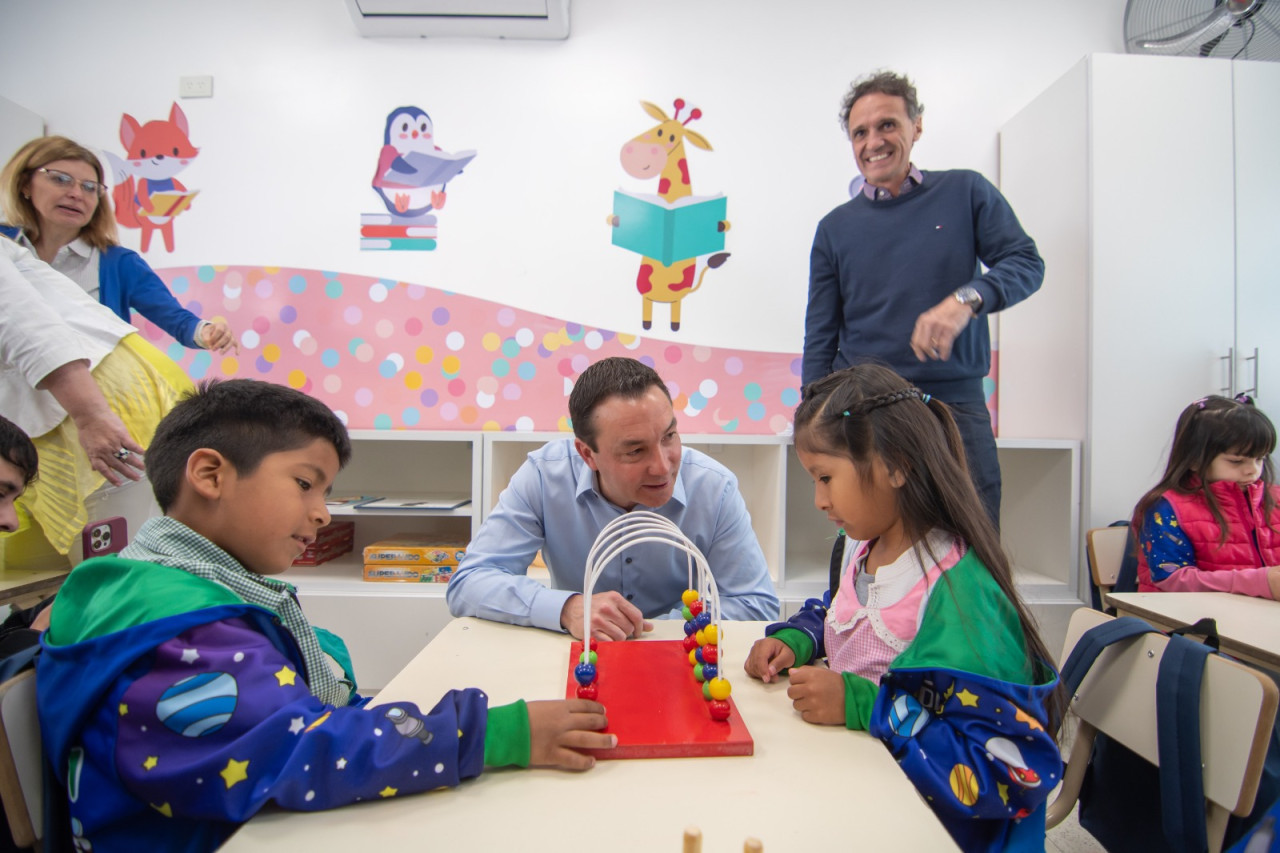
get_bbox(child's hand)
[743,637,795,683]
[526,699,615,771]
[1267,566,1280,600]
[786,666,846,726]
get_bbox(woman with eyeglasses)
[0,135,238,354]
[0,141,199,568]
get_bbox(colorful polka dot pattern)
[144,266,998,433]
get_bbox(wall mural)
[609,99,730,332]
[362,106,476,252]
[144,265,805,435]
[102,103,199,254]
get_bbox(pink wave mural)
[143,266,804,434]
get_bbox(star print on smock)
[180,648,200,663]
[151,802,173,817]
[956,688,980,707]
[380,786,398,798]
[275,666,297,686]
[220,758,250,789]
[289,716,306,734]
[143,756,158,771]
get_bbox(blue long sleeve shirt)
[446,438,779,631]
[802,169,1044,401]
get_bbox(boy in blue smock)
[37,379,613,852]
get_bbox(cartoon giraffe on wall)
[612,99,730,331]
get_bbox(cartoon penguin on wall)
[371,106,476,221]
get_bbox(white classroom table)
[1106,591,1280,672]
[223,618,958,853]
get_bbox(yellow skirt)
[3,334,192,561]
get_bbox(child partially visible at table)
[1133,393,1280,597]
[744,364,1062,852]
[37,379,614,853]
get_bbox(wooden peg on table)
[683,826,702,853]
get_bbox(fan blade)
[1130,1,1253,53]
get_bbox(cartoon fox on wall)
[110,102,199,253]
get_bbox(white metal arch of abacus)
[574,510,733,718]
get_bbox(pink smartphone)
[82,516,128,558]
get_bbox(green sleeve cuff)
[843,671,878,730]
[482,699,531,768]
[772,627,815,669]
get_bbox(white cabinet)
[998,53,1280,537]
[291,428,1079,686]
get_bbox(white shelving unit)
[290,428,1080,688]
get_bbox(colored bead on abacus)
[689,599,704,617]
[708,677,731,700]
[684,620,697,636]
[693,611,711,630]
[708,699,731,721]
[681,589,699,606]
[694,664,705,682]
[688,649,699,665]
[701,644,718,664]
[701,680,713,700]
[580,650,598,665]
[702,664,718,680]
[682,634,699,652]
[682,605,693,621]
[574,663,597,686]
[576,684,598,700]
[703,625,719,645]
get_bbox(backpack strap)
[1060,616,1160,694]
[1157,633,1214,853]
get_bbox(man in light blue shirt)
[447,357,779,640]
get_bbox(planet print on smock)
[156,671,239,737]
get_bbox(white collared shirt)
[0,239,135,436]
[9,230,101,298]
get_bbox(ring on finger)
[113,448,131,461]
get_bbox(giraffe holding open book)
[610,98,730,331]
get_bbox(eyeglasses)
[35,168,104,195]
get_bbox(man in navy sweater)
[802,71,1044,525]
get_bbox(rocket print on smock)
[361,106,477,251]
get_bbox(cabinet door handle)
[1240,347,1259,398]
[1222,347,1235,396]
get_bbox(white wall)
[0,0,1126,353]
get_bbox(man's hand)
[786,665,846,725]
[910,294,974,362]
[560,591,652,641]
[743,637,795,683]
[526,699,615,770]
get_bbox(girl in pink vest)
[1133,394,1280,596]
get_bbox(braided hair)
[796,363,1062,726]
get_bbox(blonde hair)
[0,136,120,251]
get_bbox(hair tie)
[1194,397,1209,410]
[921,393,932,404]
[1235,393,1254,406]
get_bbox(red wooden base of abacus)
[565,639,754,759]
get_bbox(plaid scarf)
[122,516,353,706]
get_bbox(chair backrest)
[0,669,41,850]
[1049,608,1279,853]
[1086,526,1129,598]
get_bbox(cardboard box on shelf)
[362,562,456,583]
[362,534,467,566]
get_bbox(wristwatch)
[954,286,983,315]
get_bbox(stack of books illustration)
[361,149,476,251]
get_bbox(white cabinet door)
[1233,60,1280,407]
[1086,54,1237,527]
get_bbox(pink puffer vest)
[1158,480,1280,577]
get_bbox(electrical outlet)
[179,75,214,98]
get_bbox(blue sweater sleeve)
[967,173,1044,315]
[114,617,489,820]
[100,246,203,347]
[802,222,841,388]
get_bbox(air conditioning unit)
[345,0,570,39]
